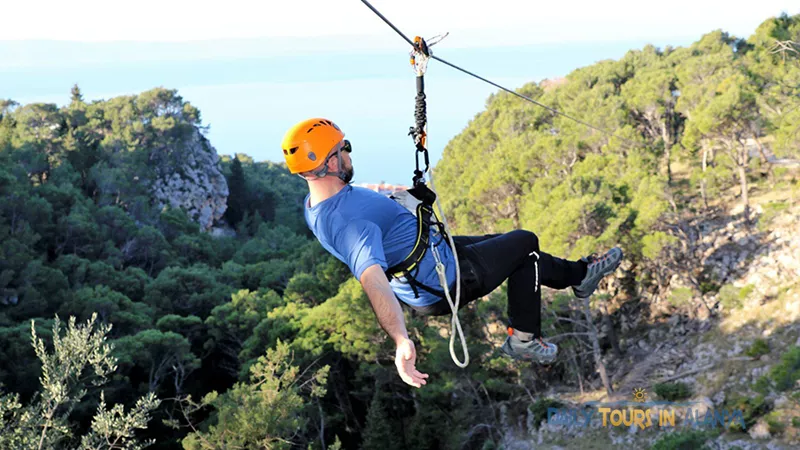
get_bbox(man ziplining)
[281,118,623,388]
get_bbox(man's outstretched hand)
[395,338,429,388]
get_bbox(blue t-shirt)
[303,185,456,308]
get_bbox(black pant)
[412,230,586,338]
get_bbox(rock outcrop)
[700,205,800,298]
[150,130,228,231]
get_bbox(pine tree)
[224,155,248,227]
[361,388,402,450]
[70,83,84,104]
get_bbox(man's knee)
[509,229,539,253]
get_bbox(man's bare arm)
[359,264,429,388]
[359,264,408,344]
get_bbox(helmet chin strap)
[308,147,352,183]
[335,151,354,184]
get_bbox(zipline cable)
[430,55,617,136]
[359,0,416,48]
[358,0,628,141]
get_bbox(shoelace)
[537,337,553,350]
[586,252,611,267]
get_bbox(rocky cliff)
[150,129,229,231]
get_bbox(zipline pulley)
[410,36,430,186]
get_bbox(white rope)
[428,158,469,368]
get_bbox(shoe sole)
[500,342,557,364]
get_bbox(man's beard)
[340,165,354,184]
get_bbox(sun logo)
[633,388,647,402]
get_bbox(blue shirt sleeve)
[332,218,388,280]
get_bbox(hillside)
[0,13,799,450]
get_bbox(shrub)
[723,394,771,432]
[529,397,564,429]
[653,382,693,401]
[765,411,786,435]
[0,314,159,449]
[650,430,716,450]
[738,284,755,301]
[669,287,694,307]
[754,375,771,395]
[699,280,721,295]
[718,285,743,310]
[769,345,800,391]
[757,201,789,232]
[745,339,770,358]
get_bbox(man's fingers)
[411,370,429,379]
[406,374,425,387]
[400,372,422,388]
[398,358,428,379]
[396,363,427,388]
[405,364,428,386]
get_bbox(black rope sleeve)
[414,79,426,147]
[412,75,428,186]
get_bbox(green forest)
[1,13,799,450]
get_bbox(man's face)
[325,140,353,183]
[340,144,354,183]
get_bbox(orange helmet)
[281,118,345,174]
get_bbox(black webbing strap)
[386,201,433,277]
[385,184,449,299]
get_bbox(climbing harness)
[384,183,445,300]
[381,33,469,368]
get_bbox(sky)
[2,0,799,185]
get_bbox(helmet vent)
[306,120,341,132]
[288,147,298,155]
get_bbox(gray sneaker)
[500,334,558,364]
[572,247,623,299]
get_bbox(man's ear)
[327,152,340,171]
